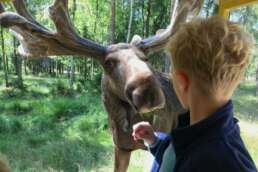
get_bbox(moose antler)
[0,0,107,60]
[0,0,203,59]
[137,0,204,54]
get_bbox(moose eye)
[141,57,149,62]
[105,59,117,69]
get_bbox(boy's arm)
[147,132,171,163]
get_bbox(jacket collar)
[171,100,237,156]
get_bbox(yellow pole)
[219,0,258,18]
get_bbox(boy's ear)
[174,70,190,93]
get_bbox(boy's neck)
[189,95,229,125]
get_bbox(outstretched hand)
[132,121,157,146]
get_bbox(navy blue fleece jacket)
[150,100,257,172]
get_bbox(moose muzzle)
[125,74,165,114]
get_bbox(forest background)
[0,0,257,171]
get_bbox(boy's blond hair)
[167,16,253,97]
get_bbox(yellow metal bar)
[219,0,258,18]
[219,7,230,17]
[223,0,258,9]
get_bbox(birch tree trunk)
[110,0,116,44]
[13,37,24,89]
[69,0,77,88]
[126,0,134,43]
[256,63,258,97]
[164,0,174,73]
[145,0,152,37]
[1,27,9,87]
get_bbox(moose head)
[0,0,203,114]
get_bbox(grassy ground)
[0,76,257,171]
[0,76,113,172]
[233,82,258,165]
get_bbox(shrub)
[0,88,23,99]
[50,98,88,122]
[9,118,23,133]
[50,80,74,96]
[5,101,32,115]
[75,82,84,93]
[0,116,23,133]
[0,116,10,133]
[27,134,48,148]
[30,116,55,132]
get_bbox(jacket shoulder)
[189,139,257,172]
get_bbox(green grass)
[240,121,258,165]
[0,76,112,172]
[0,76,257,171]
[233,82,258,165]
[233,82,258,122]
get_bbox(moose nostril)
[125,75,165,113]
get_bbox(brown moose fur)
[101,44,185,172]
[0,160,11,172]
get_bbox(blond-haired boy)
[133,16,257,172]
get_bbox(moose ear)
[130,35,142,45]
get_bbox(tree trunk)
[145,0,152,37]
[205,0,213,18]
[13,37,23,89]
[126,0,134,43]
[256,63,258,97]
[13,36,18,75]
[24,58,28,75]
[88,0,99,80]
[69,0,77,88]
[121,0,127,40]
[84,58,87,80]
[164,54,171,73]
[1,27,9,87]
[110,0,116,44]
[69,58,75,87]
[17,56,24,89]
[94,0,99,34]
[141,1,145,35]
[164,0,175,73]
[91,59,94,80]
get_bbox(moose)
[0,0,204,171]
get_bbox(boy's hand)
[132,121,157,146]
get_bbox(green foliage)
[233,82,258,121]
[0,115,23,133]
[5,101,32,115]
[0,76,111,171]
[232,82,258,165]
[50,79,75,96]
[230,6,258,79]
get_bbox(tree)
[0,27,9,87]
[110,0,116,43]
[145,0,152,37]
[13,36,23,89]
[256,63,258,97]
[69,0,77,88]
[126,0,134,43]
